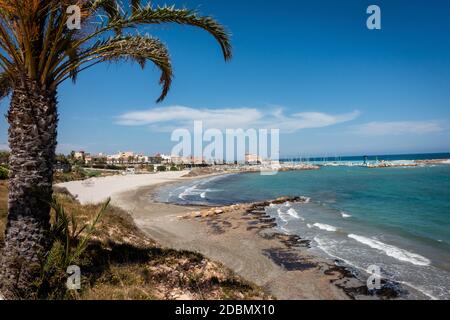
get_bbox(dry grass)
[0,183,270,300]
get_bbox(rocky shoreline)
[182,196,406,300]
[182,158,450,176]
[182,164,320,178]
[59,165,444,299]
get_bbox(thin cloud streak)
[352,121,445,136]
[116,105,360,132]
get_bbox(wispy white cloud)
[352,121,445,136]
[116,105,360,132]
[117,106,262,129]
[272,110,360,132]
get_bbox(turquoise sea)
[155,154,450,299]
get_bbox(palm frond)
[65,43,80,83]
[54,35,173,102]
[128,5,232,61]
[89,0,120,20]
[0,72,12,100]
[130,0,142,15]
[0,1,232,103]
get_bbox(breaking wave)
[348,234,431,266]
[178,185,198,200]
[341,211,351,218]
[313,223,337,232]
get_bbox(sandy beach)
[57,171,188,205]
[57,171,401,300]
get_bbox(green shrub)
[170,166,179,171]
[36,197,110,298]
[51,197,109,266]
[0,166,9,180]
[157,166,166,172]
[106,164,121,170]
[84,169,101,178]
[0,151,9,165]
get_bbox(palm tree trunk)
[0,78,58,299]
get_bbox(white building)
[245,153,262,164]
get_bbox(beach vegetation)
[0,0,231,298]
[35,197,110,298]
[0,166,8,180]
[0,186,269,300]
[0,151,9,166]
[53,165,105,183]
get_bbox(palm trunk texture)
[0,78,57,299]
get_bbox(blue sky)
[1,0,450,157]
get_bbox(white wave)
[313,223,337,232]
[177,175,226,200]
[286,208,301,219]
[313,236,359,269]
[313,237,438,299]
[306,223,312,229]
[178,185,199,200]
[269,203,276,208]
[284,201,291,207]
[348,234,431,266]
[341,211,351,218]
[277,209,288,222]
[302,197,311,203]
[398,281,438,300]
[277,207,305,221]
[314,237,440,300]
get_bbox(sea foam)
[341,212,351,218]
[287,208,302,219]
[313,223,337,232]
[277,209,288,222]
[276,207,304,221]
[348,234,431,266]
[178,185,198,200]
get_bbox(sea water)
[155,158,450,299]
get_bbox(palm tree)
[0,0,231,298]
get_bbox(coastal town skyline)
[64,149,450,165]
